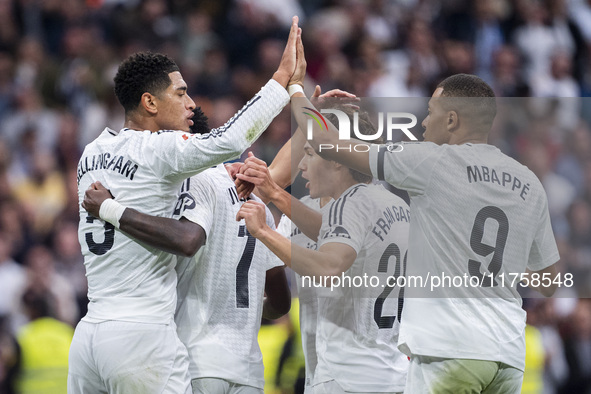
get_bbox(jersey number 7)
[236,225,256,308]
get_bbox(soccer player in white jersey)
[299,73,560,393]
[237,107,410,393]
[69,17,303,394]
[82,163,291,394]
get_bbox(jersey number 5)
[85,214,115,255]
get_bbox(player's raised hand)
[82,181,114,218]
[236,201,269,238]
[227,162,255,198]
[288,26,306,88]
[273,16,300,88]
[311,85,360,109]
[236,152,281,201]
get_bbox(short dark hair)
[437,73,497,127]
[114,52,180,113]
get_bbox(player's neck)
[449,130,489,145]
[330,176,358,200]
[123,115,159,133]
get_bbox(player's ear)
[332,161,343,170]
[140,92,158,115]
[446,110,459,131]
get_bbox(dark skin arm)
[83,182,205,257]
[263,266,291,319]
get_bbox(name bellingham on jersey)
[77,153,139,184]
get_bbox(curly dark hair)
[114,52,180,113]
[189,107,210,134]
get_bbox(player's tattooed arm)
[83,182,205,257]
[263,266,291,319]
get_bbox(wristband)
[288,84,304,97]
[99,198,126,229]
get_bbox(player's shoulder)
[187,165,232,190]
[348,183,407,206]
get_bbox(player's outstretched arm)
[272,16,300,88]
[263,267,291,319]
[153,17,302,183]
[266,86,359,190]
[237,201,356,278]
[289,32,372,175]
[83,182,205,257]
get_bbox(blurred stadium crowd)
[0,0,590,393]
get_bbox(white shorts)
[313,380,402,394]
[68,320,191,394]
[405,356,523,394]
[191,378,263,394]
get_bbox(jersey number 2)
[374,243,406,329]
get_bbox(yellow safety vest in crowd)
[16,317,74,394]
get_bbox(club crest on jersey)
[323,225,351,240]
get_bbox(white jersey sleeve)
[318,188,369,253]
[369,142,441,195]
[145,79,289,183]
[175,175,216,237]
[527,197,561,271]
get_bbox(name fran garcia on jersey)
[77,153,139,184]
[467,165,530,201]
[372,204,410,242]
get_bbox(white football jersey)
[77,79,289,324]
[369,142,560,371]
[174,165,282,389]
[314,184,410,393]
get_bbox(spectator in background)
[0,233,26,333]
[51,220,87,319]
[12,152,67,241]
[513,0,560,82]
[560,300,591,393]
[23,245,78,327]
[545,0,587,85]
[490,45,531,96]
[0,88,59,167]
[0,315,19,394]
[530,50,580,131]
[15,288,73,394]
